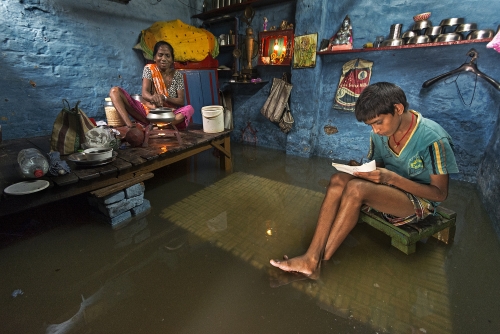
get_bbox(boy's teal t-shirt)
[367,110,459,187]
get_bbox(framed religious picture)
[292,33,318,69]
[257,30,294,66]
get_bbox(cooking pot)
[147,108,176,123]
[131,94,142,102]
[467,29,495,40]
[407,35,431,44]
[380,38,403,47]
[435,33,463,42]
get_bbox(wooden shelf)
[317,38,493,55]
[193,0,295,21]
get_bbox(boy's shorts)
[361,187,436,227]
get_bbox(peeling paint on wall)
[324,125,338,135]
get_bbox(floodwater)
[0,143,499,334]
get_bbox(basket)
[104,102,126,127]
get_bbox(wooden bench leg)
[432,224,456,245]
[391,238,416,255]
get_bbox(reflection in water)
[160,171,454,333]
[0,143,499,333]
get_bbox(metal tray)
[67,151,118,167]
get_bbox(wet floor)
[0,143,499,334]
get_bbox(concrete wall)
[0,0,197,139]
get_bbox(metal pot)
[407,35,431,44]
[131,94,142,102]
[147,108,176,123]
[467,29,495,40]
[380,38,403,47]
[435,33,463,42]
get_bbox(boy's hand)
[354,168,394,184]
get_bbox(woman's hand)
[150,94,164,107]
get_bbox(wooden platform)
[0,125,232,218]
[359,206,457,254]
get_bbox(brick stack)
[88,182,151,228]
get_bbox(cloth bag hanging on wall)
[50,100,95,155]
[333,58,373,111]
[261,73,294,133]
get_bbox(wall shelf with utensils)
[317,38,493,55]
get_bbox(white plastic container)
[201,105,224,133]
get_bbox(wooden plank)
[117,147,148,166]
[90,172,154,198]
[0,130,232,216]
[49,172,79,186]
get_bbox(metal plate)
[67,151,118,166]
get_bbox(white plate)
[4,180,50,195]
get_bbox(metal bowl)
[407,35,431,44]
[412,19,432,32]
[401,31,417,43]
[456,23,477,33]
[439,18,465,27]
[380,38,403,47]
[131,94,142,102]
[467,29,495,40]
[435,33,463,42]
[425,26,442,38]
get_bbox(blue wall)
[1,0,499,234]
[0,0,196,139]
[219,0,500,233]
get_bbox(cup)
[374,36,384,47]
[390,24,403,39]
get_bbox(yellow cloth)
[139,19,217,62]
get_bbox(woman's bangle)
[163,94,167,102]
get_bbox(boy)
[270,82,458,276]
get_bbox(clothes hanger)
[422,48,500,91]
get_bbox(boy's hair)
[153,41,175,60]
[354,82,409,122]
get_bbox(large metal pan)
[147,108,176,123]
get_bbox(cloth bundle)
[135,19,218,62]
[47,151,71,176]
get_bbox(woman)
[109,41,194,130]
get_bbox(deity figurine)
[329,15,353,50]
[263,17,268,31]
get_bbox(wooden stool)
[358,206,456,254]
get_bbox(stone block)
[125,183,145,199]
[131,198,151,217]
[102,190,125,205]
[98,193,144,218]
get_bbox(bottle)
[17,148,49,178]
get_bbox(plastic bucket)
[201,105,224,133]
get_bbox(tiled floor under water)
[1,143,499,333]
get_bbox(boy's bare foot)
[269,254,320,276]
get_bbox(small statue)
[263,17,268,31]
[329,15,353,50]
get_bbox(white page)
[331,160,376,175]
